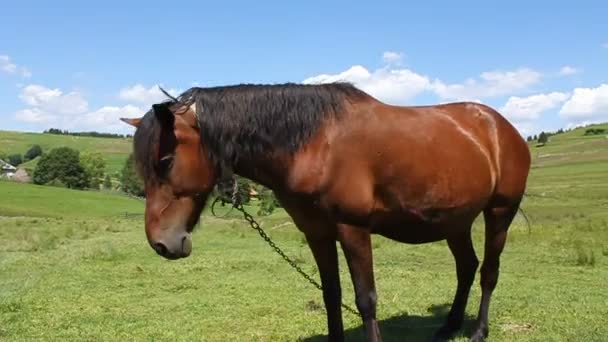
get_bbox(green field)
[1,124,607,341]
[0,130,132,174]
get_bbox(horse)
[120,82,531,342]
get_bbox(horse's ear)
[152,103,174,126]
[120,117,141,127]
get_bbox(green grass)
[0,181,143,218]
[1,124,608,341]
[0,130,132,174]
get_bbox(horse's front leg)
[338,225,382,342]
[306,235,344,342]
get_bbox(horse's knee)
[355,291,377,319]
[461,255,479,282]
[480,261,500,290]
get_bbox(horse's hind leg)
[470,203,520,342]
[338,225,382,342]
[433,226,479,341]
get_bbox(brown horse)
[121,83,530,342]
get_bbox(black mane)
[180,82,368,170]
[133,82,368,181]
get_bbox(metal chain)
[233,203,360,316]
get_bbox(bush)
[24,145,43,161]
[33,147,89,189]
[103,174,113,190]
[8,154,22,166]
[257,187,280,216]
[80,151,106,189]
[584,128,606,136]
[46,178,66,188]
[121,153,144,197]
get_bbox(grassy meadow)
[1,124,607,341]
[0,130,132,174]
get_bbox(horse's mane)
[177,82,368,171]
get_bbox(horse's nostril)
[152,242,168,256]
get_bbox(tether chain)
[232,202,360,317]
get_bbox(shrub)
[80,151,106,189]
[121,153,144,197]
[8,154,22,166]
[103,174,113,190]
[33,147,89,189]
[257,187,280,216]
[24,145,43,161]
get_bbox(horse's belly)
[369,208,476,244]
[374,223,447,244]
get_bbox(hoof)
[469,328,488,342]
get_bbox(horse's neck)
[233,153,290,191]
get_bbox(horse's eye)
[157,155,174,174]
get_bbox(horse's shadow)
[301,303,475,342]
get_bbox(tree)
[103,174,113,190]
[8,154,22,166]
[24,145,43,161]
[538,132,548,145]
[257,187,280,216]
[80,151,106,189]
[33,147,89,189]
[121,153,144,197]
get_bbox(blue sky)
[1,0,606,135]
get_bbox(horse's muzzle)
[150,233,192,259]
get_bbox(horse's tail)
[519,192,532,233]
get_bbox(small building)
[0,159,17,179]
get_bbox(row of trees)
[526,128,567,145]
[44,128,132,139]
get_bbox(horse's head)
[121,99,217,260]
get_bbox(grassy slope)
[0,181,143,218]
[0,130,132,174]
[1,124,607,341]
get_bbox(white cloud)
[558,66,579,76]
[432,68,542,101]
[80,105,145,133]
[1,55,31,77]
[303,65,431,104]
[382,51,403,65]
[14,108,57,124]
[559,84,608,123]
[602,42,608,49]
[1,55,17,74]
[500,92,570,121]
[511,121,537,136]
[19,84,88,115]
[14,83,145,133]
[303,52,543,106]
[119,84,179,105]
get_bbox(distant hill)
[528,123,608,168]
[1,122,606,177]
[0,130,133,174]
